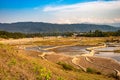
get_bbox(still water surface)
[26,46,120,62]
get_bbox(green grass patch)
[7,58,17,67]
[57,62,75,71]
[32,62,52,80]
[57,76,65,80]
[86,67,101,75]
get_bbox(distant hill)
[0,22,119,33]
[109,23,120,27]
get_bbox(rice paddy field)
[0,37,120,80]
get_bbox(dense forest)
[0,30,120,39]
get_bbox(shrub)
[87,68,96,73]
[32,63,52,80]
[57,76,65,80]
[86,67,101,75]
[7,58,17,67]
[57,62,74,71]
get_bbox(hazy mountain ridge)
[0,22,119,33]
[109,23,120,27]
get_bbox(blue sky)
[0,0,101,9]
[0,0,120,24]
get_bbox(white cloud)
[43,1,120,12]
[43,1,120,24]
[54,17,120,24]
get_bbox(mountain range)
[0,22,120,33]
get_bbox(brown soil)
[43,53,120,75]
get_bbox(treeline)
[0,31,73,39]
[78,30,120,37]
[0,30,120,39]
[0,31,26,39]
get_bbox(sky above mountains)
[0,0,120,24]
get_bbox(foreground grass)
[0,43,115,80]
[0,44,51,80]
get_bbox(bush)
[32,62,52,80]
[57,62,74,71]
[86,67,101,74]
[57,76,65,80]
[7,58,17,67]
[87,68,94,73]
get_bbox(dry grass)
[0,37,119,80]
[0,37,105,46]
[0,37,120,46]
[0,43,115,80]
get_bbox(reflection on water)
[26,46,53,52]
[53,46,89,56]
[95,52,120,61]
[95,47,117,51]
[95,47,120,62]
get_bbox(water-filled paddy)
[26,45,120,62]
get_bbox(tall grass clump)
[32,62,52,80]
[57,62,74,71]
[86,67,101,75]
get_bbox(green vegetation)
[0,30,120,39]
[0,31,26,39]
[7,58,17,67]
[0,31,73,39]
[57,62,75,71]
[0,44,52,80]
[87,67,96,73]
[32,62,52,80]
[57,76,65,80]
[86,68,101,75]
[78,30,120,37]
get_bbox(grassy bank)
[0,42,115,80]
